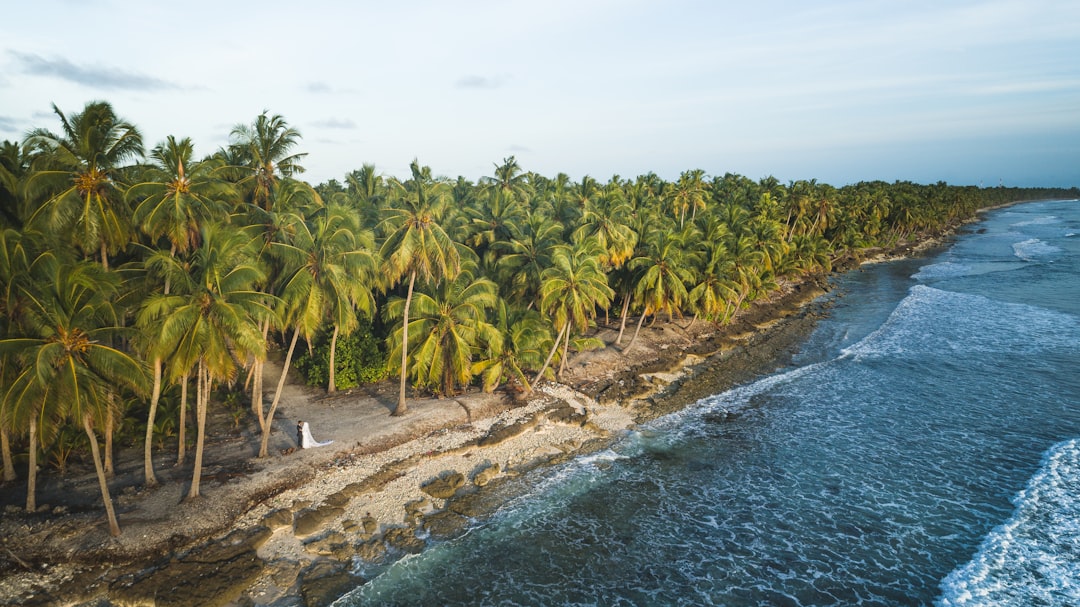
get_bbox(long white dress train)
[300,421,333,449]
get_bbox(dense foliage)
[0,100,1075,531]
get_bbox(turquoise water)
[339,200,1080,607]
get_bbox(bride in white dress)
[299,421,333,449]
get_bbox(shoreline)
[0,213,993,606]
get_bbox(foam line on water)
[937,439,1080,607]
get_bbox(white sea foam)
[937,439,1080,606]
[1011,215,1059,227]
[1013,238,1061,261]
[839,285,1079,361]
[913,262,972,281]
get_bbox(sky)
[1,0,1078,188]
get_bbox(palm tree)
[23,101,144,269]
[474,299,547,394]
[141,222,268,498]
[495,212,563,309]
[481,156,533,206]
[666,169,708,228]
[384,264,498,396]
[624,225,697,352]
[572,189,637,270]
[0,227,32,482]
[533,240,613,387]
[379,160,461,416]
[257,203,377,456]
[0,254,147,534]
[128,136,232,260]
[228,111,307,211]
[0,139,32,228]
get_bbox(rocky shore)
[0,241,939,607]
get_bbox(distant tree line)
[0,100,1074,535]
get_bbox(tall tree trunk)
[260,329,300,458]
[143,356,162,487]
[393,271,417,417]
[251,319,270,429]
[188,363,208,499]
[557,323,572,379]
[84,414,121,537]
[1,427,15,482]
[681,314,698,332]
[615,293,632,346]
[25,419,37,512]
[104,406,114,477]
[176,371,189,466]
[531,321,568,390]
[624,311,649,354]
[328,324,340,394]
[100,240,109,272]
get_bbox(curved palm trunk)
[624,311,649,354]
[615,293,632,346]
[260,328,300,458]
[681,314,698,332]
[328,324,340,394]
[2,427,15,482]
[143,356,162,487]
[188,362,209,499]
[26,419,37,512]
[557,323,574,379]
[531,321,568,390]
[176,371,189,466]
[84,414,121,536]
[104,406,114,477]
[393,271,417,417]
[251,319,270,431]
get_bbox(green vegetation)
[0,100,1075,533]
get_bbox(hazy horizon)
[1,0,1077,188]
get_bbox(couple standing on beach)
[296,421,333,449]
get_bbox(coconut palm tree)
[0,227,33,482]
[257,203,378,457]
[384,264,498,396]
[495,212,563,310]
[0,254,147,533]
[0,139,32,228]
[23,101,144,269]
[128,136,232,259]
[572,189,637,270]
[624,225,697,352]
[474,299,547,394]
[141,222,268,498]
[481,156,533,206]
[533,240,613,387]
[228,111,307,211]
[379,160,461,416]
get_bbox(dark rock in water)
[383,526,425,554]
[422,509,470,539]
[355,537,387,562]
[421,470,465,499]
[294,505,345,537]
[702,409,737,424]
[471,462,500,487]
[299,559,364,607]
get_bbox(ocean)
[337,199,1080,606]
